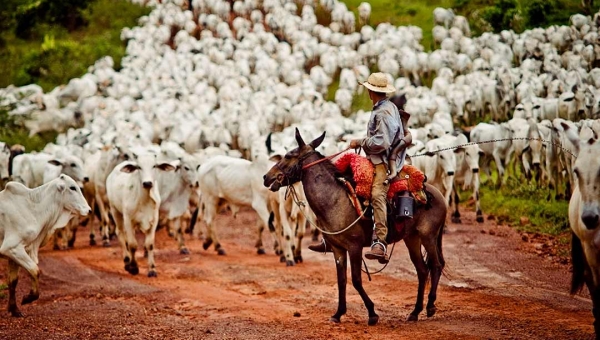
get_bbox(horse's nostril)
[263,175,266,180]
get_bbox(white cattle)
[0,175,90,317]
[0,143,10,182]
[470,122,514,187]
[410,134,458,204]
[449,133,484,224]
[106,152,175,277]
[156,156,200,255]
[196,154,275,257]
[566,123,600,338]
[12,153,85,189]
[358,2,371,26]
[507,118,543,183]
[433,7,454,29]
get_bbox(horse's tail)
[571,231,587,295]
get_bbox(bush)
[480,0,520,33]
[15,0,94,38]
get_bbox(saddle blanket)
[334,152,427,204]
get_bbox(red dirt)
[0,208,594,339]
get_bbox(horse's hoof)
[217,248,226,256]
[202,239,213,250]
[294,256,303,263]
[279,255,286,263]
[427,307,437,317]
[406,314,418,322]
[329,316,341,323]
[257,248,266,255]
[148,270,157,278]
[10,310,23,317]
[21,293,39,305]
[368,315,379,326]
[286,260,295,267]
[476,216,484,223]
[102,241,111,248]
[180,248,190,255]
[451,217,461,224]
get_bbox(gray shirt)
[361,98,405,169]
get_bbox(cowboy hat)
[360,72,396,94]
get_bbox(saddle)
[334,152,428,240]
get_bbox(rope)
[286,184,368,236]
[409,137,578,159]
[302,146,351,170]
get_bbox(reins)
[301,147,351,170]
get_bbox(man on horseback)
[308,73,411,264]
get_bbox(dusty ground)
[0,207,594,340]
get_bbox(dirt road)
[0,208,593,339]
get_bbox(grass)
[0,0,151,92]
[0,0,150,151]
[341,0,453,51]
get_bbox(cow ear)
[269,154,282,162]
[309,131,326,149]
[523,145,531,153]
[48,160,62,167]
[453,147,464,153]
[155,163,176,171]
[478,150,485,156]
[121,164,140,173]
[295,128,305,147]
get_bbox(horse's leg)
[404,234,428,321]
[421,229,444,318]
[348,247,378,325]
[330,246,348,323]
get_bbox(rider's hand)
[349,139,363,149]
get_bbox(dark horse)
[263,129,446,325]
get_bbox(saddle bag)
[393,190,414,219]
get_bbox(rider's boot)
[308,239,331,253]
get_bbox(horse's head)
[263,128,326,192]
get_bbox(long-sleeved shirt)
[361,98,406,169]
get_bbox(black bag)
[393,191,414,219]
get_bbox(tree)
[15,0,95,38]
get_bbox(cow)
[106,152,175,277]
[0,175,90,317]
[470,122,514,187]
[196,154,275,257]
[12,153,85,189]
[565,123,600,338]
[449,133,485,223]
[507,118,543,183]
[410,134,458,205]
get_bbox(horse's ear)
[295,128,305,147]
[309,131,326,149]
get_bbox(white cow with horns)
[0,174,91,317]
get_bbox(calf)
[106,153,175,277]
[565,123,600,337]
[0,175,90,317]
[470,122,514,187]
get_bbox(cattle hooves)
[102,241,111,247]
[286,260,295,267]
[89,238,97,246]
[202,239,213,250]
[21,293,39,305]
[10,309,23,317]
[476,216,484,223]
[294,256,303,263]
[329,316,341,323]
[451,217,461,224]
[275,249,283,256]
[406,314,418,322]
[427,307,437,318]
[180,248,190,255]
[368,315,379,326]
[53,244,60,251]
[125,264,139,275]
[217,248,226,256]
[257,248,266,255]
[279,255,286,263]
[147,270,157,278]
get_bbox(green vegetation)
[0,0,151,92]
[0,0,150,151]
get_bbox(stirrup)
[371,240,387,253]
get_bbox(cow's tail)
[571,231,586,295]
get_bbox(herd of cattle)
[1,0,600,328]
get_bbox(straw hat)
[360,72,396,94]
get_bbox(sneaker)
[365,242,389,263]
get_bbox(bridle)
[272,146,352,187]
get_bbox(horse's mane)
[312,151,343,177]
